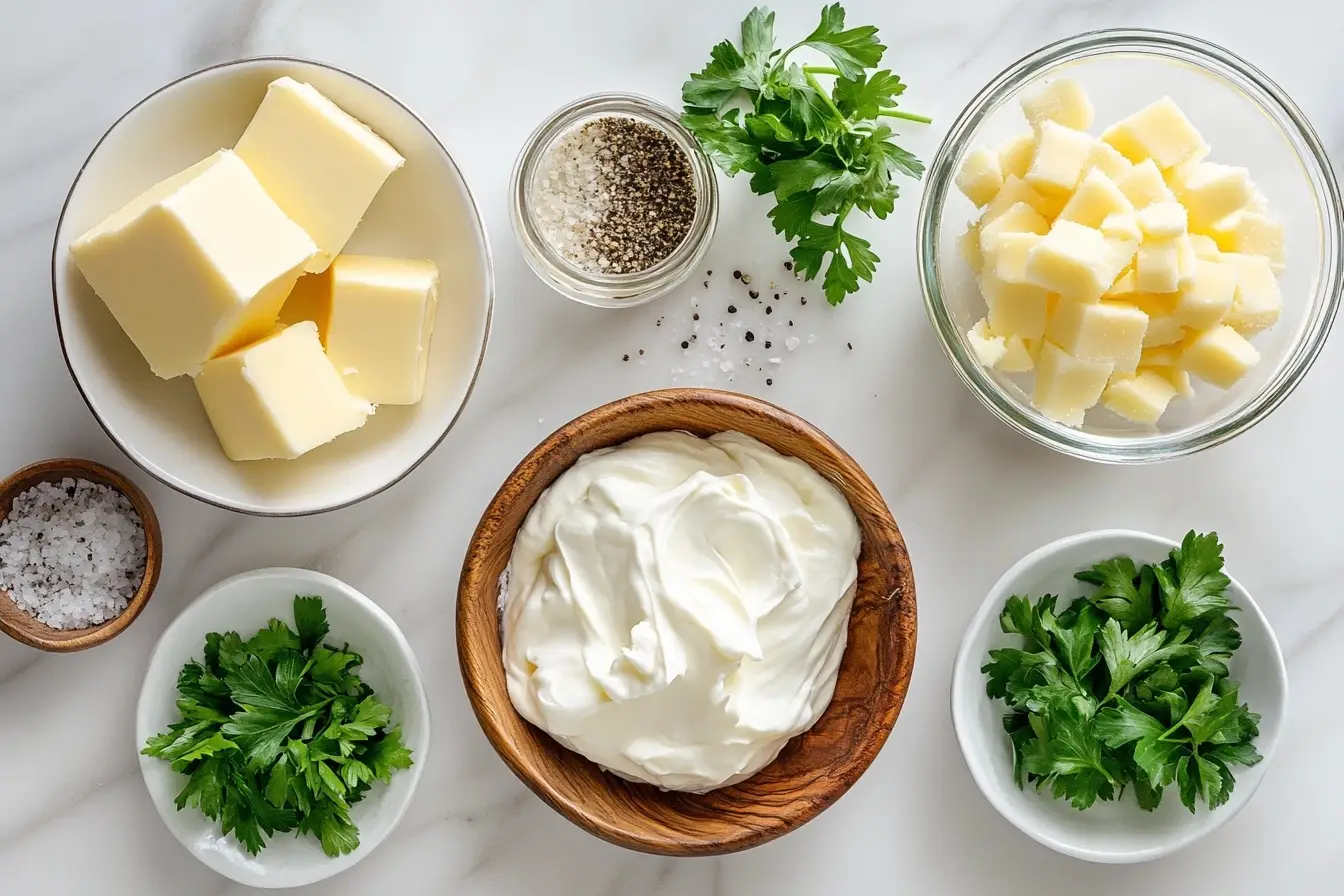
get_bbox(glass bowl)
[511,93,719,308]
[917,29,1342,462]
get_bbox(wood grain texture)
[457,389,917,856]
[0,458,162,652]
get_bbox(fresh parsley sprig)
[983,531,1262,813]
[682,4,929,305]
[143,595,414,857]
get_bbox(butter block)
[983,274,1051,340]
[1034,341,1113,426]
[235,76,405,273]
[998,335,1036,372]
[325,255,441,405]
[1117,159,1175,209]
[1103,371,1177,425]
[194,322,373,461]
[71,150,317,379]
[1105,97,1208,169]
[1137,201,1188,239]
[968,318,1007,368]
[1173,259,1236,329]
[990,232,1043,284]
[1058,169,1135,229]
[1025,220,1116,300]
[956,148,1004,207]
[1026,122,1096,196]
[1222,253,1283,335]
[998,132,1037,181]
[278,270,333,336]
[1047,299,1149,375]
[1179,163,1253,231]
[1210,211,1285,269]
[981,176,1055,223]
[1182,325,1260,388]
[1021,79,1094,132]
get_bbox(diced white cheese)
[1172,259,1237,330]
[998,132,1038,181]
[981,175,1055,223]
[982,274,1051,340]
[1210,210,1286,269]
[1026,121,1097,196]
[1025,220,1116,301]
[1143,364,1194,398]
[1142,316,1186,348]
[979,202,1051,257]
[968,318,1007,367]
[1117,159,1175,209]
[956,148,1005,207]
[1136,239,1183,294]
[1137,201,1188,239]
[1047,299,1149,375]
[1182,325,1260,388]
[1100,213,1143,245]
[1083,141,1134,183]
[1103,371,1177,424]
[1178,163,1253,232]
[1033,341,1113,426]
[959,224,984,275]
[991,232,1044,284]
[1221,253,1283,335]
[1105,97,1208,169]
[1188,233,1222,260]
[1141,345,1184,368]
[998,334,1036,372]
[1058,169,1135,229]
[1020,78,1095,132]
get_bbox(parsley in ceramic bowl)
[136,568,430,889]
[951,530,1286,864]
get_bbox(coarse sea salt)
[0,478,146,630]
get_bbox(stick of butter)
[71,150,316,379]
[194,321,373,461]
[235,77,405,273]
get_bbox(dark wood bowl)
[0,458,162,652]
[457,389,917,855]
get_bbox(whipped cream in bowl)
[499,431,861,792]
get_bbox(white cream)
[500,431,861,792]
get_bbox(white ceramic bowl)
[950,530,1287,864]
[53,57,494,515]
[136,568,430,889]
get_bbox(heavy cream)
[500,431,861,792]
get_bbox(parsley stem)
[879,107,933,125]
[803,65,842,76]
[804,71,845,121]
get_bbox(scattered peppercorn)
[765,341,772,349]
[801,297,807,305]
[749,289,759,299]
[766,378,774,385]
[639,349,645,356]
[847,342,853,350]
[733,270,742,280]
[693,313,699,321]
[745,331,755,342]
[765,306,773,315]
[707,270,713,276]
[788,320,794,327]
[622,354,629,361]
[774,293,780,300]
[681,340,689,349]
[728,305,737,314]
[784,261,793,270]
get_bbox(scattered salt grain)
[0,478,146,630]
[785,336,801,351]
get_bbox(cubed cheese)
[980,175,1055,223]
[1188,233,1222,260]
[1033,341,1114,426]
[999,334,1036,372]
[1105,268,1138,299]
[956,148,1004,207]
[1104,97,1208,169]
[1142,316,1187,348]
[1175,234,1199,289]
[1136,239,1182,294]
[193,322,373,461]
[1143,365,1194,398]
[998,132,1037,181]
[1137,201,1188,239]
[1221,253,1283,335]
[1117,159,1175,209]
[983,274,1051,340]
[70,150,317,379]
[1058,169,1136,228]
[324,255,441,405]
[1103,371,1178,425]
[1100,213,1144,245]
[1128,292,1179,317]
[1210,210,1285,269]
[1083,141,1135,183]
[1173,259,1237,329]
[979,201,1051,256]
[1046,299,1149,375]
[1025,121,1096,196]
[968,318,1007,367]
[959,224,984,275]
[1182,325,1260,388]
[1025,220,1116,300]
[1178,163,1253,231]
[235,76,405,273]
[1020,78,1095,131]
[991,232,1043,284]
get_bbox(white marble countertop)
[2,0,1340,893]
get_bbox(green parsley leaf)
[1021,702,1119,811]
[365,727,416,783]
[1157,531,1233,628]
[1043,604,1102,682]
[795,3,885,79]
[833,70,906,120]
[1094,697,1166,748]
[1098,619,1192,696]
[1075,556,1155,629]
[1189,615,1242,678]
[293,595,330,651]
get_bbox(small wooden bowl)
[457,389,918,855]
[0,458,162,652]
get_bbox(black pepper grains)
[745,331,755,342]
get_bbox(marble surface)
[1,0,1340,892]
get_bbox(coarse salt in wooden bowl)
[456,389,918,856]
[0,458,162,652]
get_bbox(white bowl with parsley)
[950,530,1287,864]
[135,568,430,888]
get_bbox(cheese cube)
[323,255,441,405]
[235,76,405,273]
[1128,292,1179,318]
[991,232,1043,284]
[959,225,984,275]
[1117,160,1175,209]
[1047,300,1149,375]
[956,148,1004,207]
[1162,155,1207,194]
[1182,325,1260,388]
[968,318,1007,368]
[1141,345,1184,368]
[1210,211,1285,269]
[979,202,1050,256]
[1083,141,1135,183]
[194,322,373,461]
[1173,259,1236,329]
[1033,341,1114,426]
[1021,79,1095,132]
[1026,122,1096,196]
[998,132,1037,181]
[983,274,1051,340]
[999,335,1036,372]
[1136,239,1182,294]
[1175,234,1199,289]
[1100,213,1143,245]
[1248,186,1271,214]
[1137,201,1188,239]
[1105,268,1138,300]
[1188,233,1221,260]
[981,176,1056,223]
[70,150,317,379]
[1144,365,1195,398]
[1105,97,1208,169]
[1179,163,1253,231]
[1058,169,1135,228]
[1025,221,1117,300]
[1222,254,1283,335]
[1103,371,1177,425]
[1142,316,1186,348]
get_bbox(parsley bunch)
[681,5,929,305]
[143,596,414,856]
[983,532,1263,813]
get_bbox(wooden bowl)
[457,389,917,855]
[0,458,162,651]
